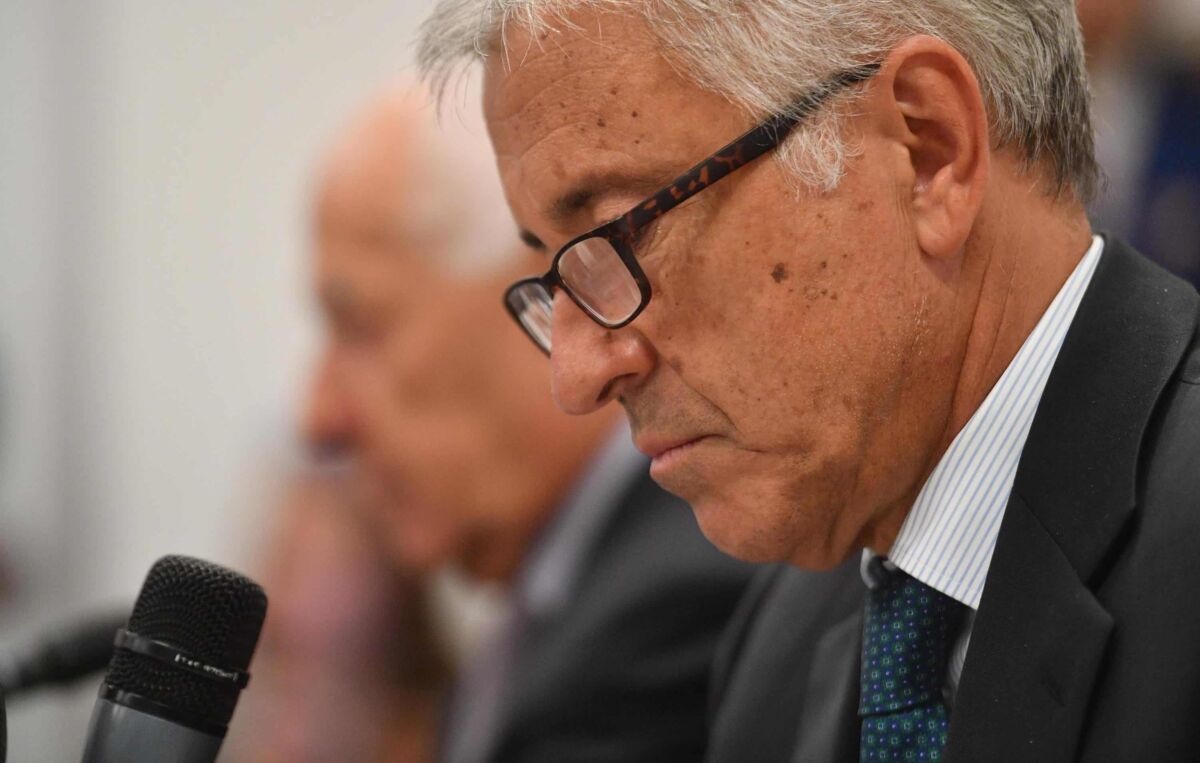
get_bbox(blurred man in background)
[303,84,753,762]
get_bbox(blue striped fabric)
[868,236,1105,700]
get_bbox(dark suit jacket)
[489,467,756,762]
[708,237,1200,762]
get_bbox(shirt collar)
[868,235,1105,608]
[516,420,648,618]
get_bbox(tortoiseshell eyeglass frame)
[504,62,882,355]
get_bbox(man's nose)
[303,353,356,458]
[549,291,655,414]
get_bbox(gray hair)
[418,0,1098,199]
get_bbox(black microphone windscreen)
[101,556,266,732]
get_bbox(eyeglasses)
[504,63,881,355]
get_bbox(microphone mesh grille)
[104,555,267,729]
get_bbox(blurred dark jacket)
[443,437,755,763]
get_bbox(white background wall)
[0,2,432,758]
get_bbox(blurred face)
[306,133,595,577]
[485,13,972,569]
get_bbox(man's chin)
[686,493,798,564]
[681,489,851,570]
[648,460,788,562]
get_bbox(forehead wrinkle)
[486,9,661,124]
[490,60,627,143]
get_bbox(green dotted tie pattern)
[859,565,964,762]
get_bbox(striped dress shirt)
[864,235,1105,703]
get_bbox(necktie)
[859,563,964,761]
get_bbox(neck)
[867,168,1093,556]
[942,179,1093,454]
[459,510,553,584]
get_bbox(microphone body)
[81,699,221,763]
[79,555,267,763]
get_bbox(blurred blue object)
[1135,66,1200,286]
[1092,61,1200,288]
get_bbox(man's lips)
[635,434,709,461]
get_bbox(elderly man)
[306,85,753,762]
[419,1,1200,760]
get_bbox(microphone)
[80,555,267,763]
[0,611,128,696]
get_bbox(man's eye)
[630,218,665,257]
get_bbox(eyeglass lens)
[508,237,643,353]
[558,237,642,325]
[508,284,554,351]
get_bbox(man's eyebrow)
[549,184,599,222]
[519,168,673,253]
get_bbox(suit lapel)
[948,238,1200,760]
[946,494,1113,761]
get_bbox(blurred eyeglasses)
[504,62,881,355]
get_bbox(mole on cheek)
[669,356,685,375]
[771,263,790,284]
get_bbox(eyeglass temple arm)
[617,62,882,238]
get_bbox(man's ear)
[869,35,990,260]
